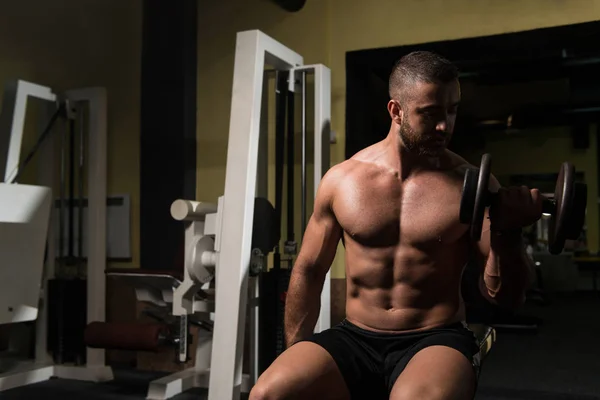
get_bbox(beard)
[398,118,446,156]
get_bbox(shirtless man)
[249,51,542,400]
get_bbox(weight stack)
[258,267,291,373]
[47,278,87,364]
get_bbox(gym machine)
[210,30,331,400]
[0,80,111,391]
[84,30,332,400]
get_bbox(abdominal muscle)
[343,239,470,333]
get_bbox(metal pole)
[274,71,287,269]
[301,71,307,236]
[68,117,75,263]
[78,105,85,274]
[286,75,295,254]
[59,109,66,271]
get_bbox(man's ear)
[387,99,403,125]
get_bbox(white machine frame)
[113,30,331,400]
[209,30,331,400]
[0,80,112,391]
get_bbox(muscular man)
[249,51,542,400]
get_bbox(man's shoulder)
[444,150,501,190]
[444,149,473,172]
[321,159,360,186]
[350,141,385,163]
[318,157,373,201]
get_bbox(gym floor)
[2,292,599,400]
[476,290,600,400]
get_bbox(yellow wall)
[0,1,142,268]
[197,0,600,278]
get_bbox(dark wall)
[140,0,197,271]
[345,20,600,159]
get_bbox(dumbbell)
[459,153,588,255]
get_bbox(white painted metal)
[0,80,57,183]
[291,64,332,333]
[171,200,218,221]
[0,183,52,324]
[312,64,332,333]
[207,30,303,400]
[35,100,58,367]
[0,84,113,392]
[64,87,108,370]
[139,198,221,398]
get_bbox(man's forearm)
[481,231,531,309]
[284,268,323,348]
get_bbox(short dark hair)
[388,51,458,100]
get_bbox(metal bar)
[256,71,270,199]
[286,78,295,245]
[78,104,85,272]
[248,277,259,385]
[68,118,75,261]
[274,71,287,267]
[9,104,63,184]
[59,115,66,267]
[311,64,332,333]
[36,100,58,365]
[65,88,108,368]
[301,71,307,236]
[0,80,57,183]
[208,29,303,400]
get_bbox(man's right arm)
[284,169,342,348]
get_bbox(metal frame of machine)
[115,29,332,400]
[208,29,331,400]
[0,81,112,391]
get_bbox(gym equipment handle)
[485,191,556,216]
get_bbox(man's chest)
[334,174,467,247]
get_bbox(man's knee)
[248,382,274,400]
[391,382,447,400]
[249,371,287,400]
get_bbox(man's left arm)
[473,175,535,310]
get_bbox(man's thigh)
[250,341,350,400]
[389,345,476,400]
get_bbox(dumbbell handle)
[485,192,556,215]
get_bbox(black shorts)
[299,319,481,399]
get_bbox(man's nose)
[436,120,447,133]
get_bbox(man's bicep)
[296,203,342,277]
[294,175,342,277]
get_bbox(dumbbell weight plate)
[459,168,478,224]
[471,154,492,241]
[548,163,574,255]
[566,182,587,240]
[459,154,492,240]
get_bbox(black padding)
[253,197,280,254]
